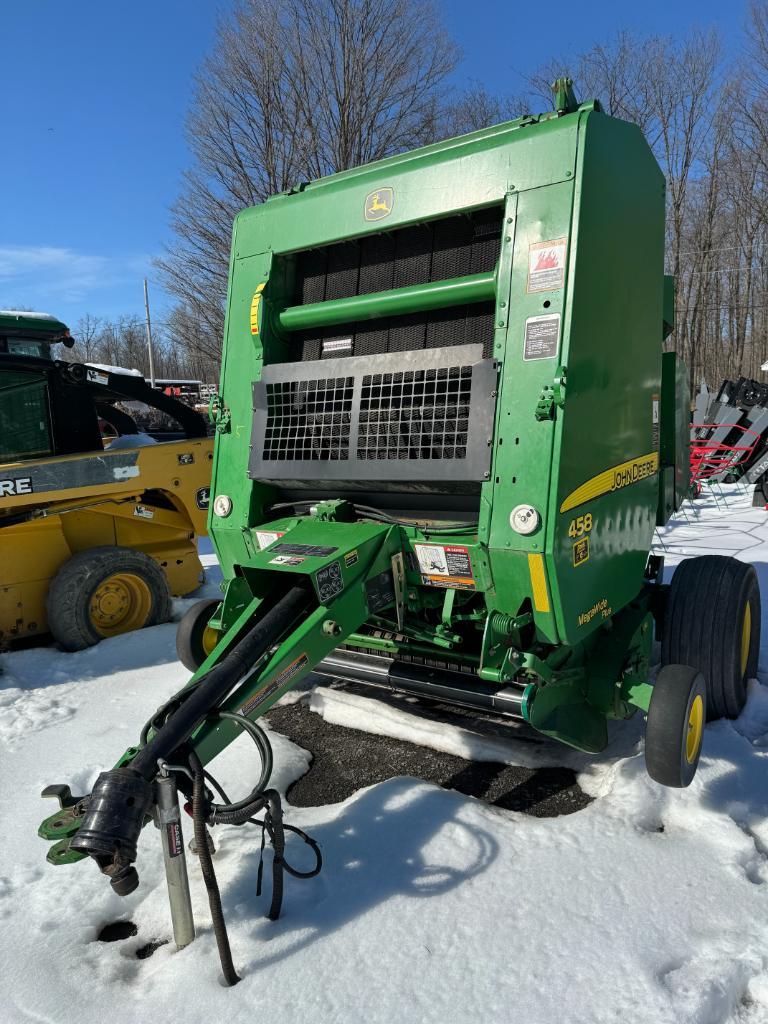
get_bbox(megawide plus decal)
[560,453,659,514]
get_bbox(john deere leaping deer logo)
[365,187,394,221]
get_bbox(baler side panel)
[486,179,578,643]
[210,250,280,580]
[549,111,665,644]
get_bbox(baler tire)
[661,555,759,721]
[176,599,221,672]
[645,664,706,788]
[47,546,172,651]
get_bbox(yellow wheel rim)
[89,572,153,638]
[685,694,704,764]
[741,602,752,677]
[202,623,219,656]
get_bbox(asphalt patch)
[97,921,137,942]
[265,697,591,817]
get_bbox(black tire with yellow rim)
[645,664,706,787]
[662,554,760,721]
[47,546,172,651]
[176,599,221,673]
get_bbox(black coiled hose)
[186,712,321,983]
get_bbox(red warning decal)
[527,237,567,293]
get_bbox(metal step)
[315,648,526,718]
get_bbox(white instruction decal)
[523,313,561,360]
[269,555,305,566]
[414,544,475,590]
[256,530,284,549]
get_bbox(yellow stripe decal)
[250,282,266,335]
[528,553,550,613]
[560,452,659,514]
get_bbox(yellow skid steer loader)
[0,350,213,650]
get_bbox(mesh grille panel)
[358,366,472,461]
[288,207,502,362]
[262,376,353,461]
[250,343,496,486]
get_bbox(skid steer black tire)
[47,546,171,651]
[646,664,706,788]
[176,599,221,672]
[662,555,760,720]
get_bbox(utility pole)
[143,277,156,387]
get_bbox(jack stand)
[155,763,195,950]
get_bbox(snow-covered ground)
[2,490,768,1024]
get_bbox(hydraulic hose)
[190,751,240,986]
[131,586,309,780]
[207,711,273,809]
[183,716,322,982]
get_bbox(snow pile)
[0,310,60,321]
[308,685,641,778]
[86,362,144,377]
[1,487,767,1024]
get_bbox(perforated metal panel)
[250,344,496,485]
[286,207,502,362]
[262,376,353,462]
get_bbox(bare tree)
[441,82,523,136]
[526,31,657,132]
[62,314,210,382]
[157,5,768,392]
[73,313,103,363]
[528,29,724,393]
[157,0,460,361]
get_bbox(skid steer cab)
[0,308,74,361]
[0,353,213,649]
[39,80,761,985]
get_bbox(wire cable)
[265,500,478,534]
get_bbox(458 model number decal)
[567,513,593,538]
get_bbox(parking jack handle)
[156,767,195,950]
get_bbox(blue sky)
[0,0,743,329]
